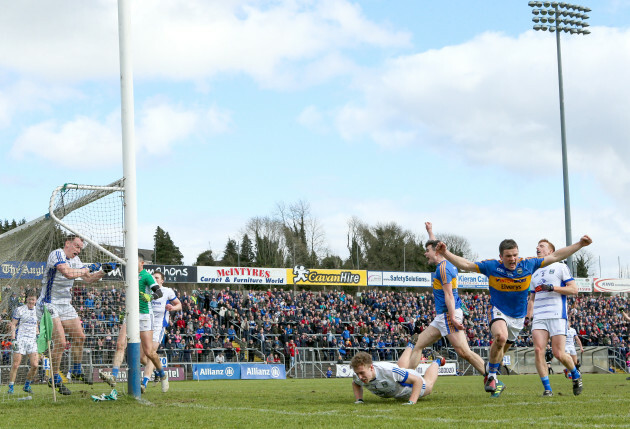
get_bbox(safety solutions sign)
[289,266,367,286]
[197,267,288,285]
[368,271,431,287]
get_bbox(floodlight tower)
[528,1,590,274]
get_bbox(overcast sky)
[1,1,629,277]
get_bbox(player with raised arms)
[37,234,115,395]
[7,291,39,395]
[436,234,592,395]
[527,238,583,396]
[351,347,446,405]
[142,270,181,391]
[408,222,489,392]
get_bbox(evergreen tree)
[154,226,184,264]
[194,250,215,266]
[219,239,239,266]
[239,234,255,266]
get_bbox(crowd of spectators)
[1,284,629,368]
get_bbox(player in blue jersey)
[526,239,582,396]
[409,223,486,381]
[436,234,592,395]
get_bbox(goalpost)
[0,0,142,401]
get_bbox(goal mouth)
[48,181,127,266]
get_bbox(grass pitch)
[2,374,629,428]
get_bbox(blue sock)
[153,370,160,378]
[9,382,14,387]
[158,369,165,378]
[541,376,552,391]
[72,363,82,374]
[54,373,63,384]
[488,362,500,376]
[112,367,119,378]
[407,342,414,349]
[24,380,31,388]
[570,367,580,379]
[142,377,149,386]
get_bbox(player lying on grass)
[351,348,445,405]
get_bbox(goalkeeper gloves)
[87,263,101,273]
[151,285,163,300]
[354,399,364,404]
[534,284,554,293]
[102,262,118,274]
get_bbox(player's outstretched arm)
[436,242,477,272]
[543,235,592,266]
[352,382,364,403]
[404,373,424,404]
[425,222,436,241]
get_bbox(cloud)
[334,27,630,204]
[10,99,231,166]
[0,0,409,88]
[315,196,628,278]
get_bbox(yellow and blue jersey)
[432,260,462,314]
[474,257,545,318]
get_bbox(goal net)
[0,179,128,401]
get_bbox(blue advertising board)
[192,363,240,380]
[240,364,286,380]
[0,261,46,279]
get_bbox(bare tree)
[435,233,478,261]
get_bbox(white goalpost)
[117,0,141,399]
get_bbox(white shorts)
[398,370,427,399]
[488,306,524,342]
[14,339,38,356]
[565,344,577,356]
[36,301,78,322]
[139,314,153,332]
[429,309,464,336]
[152,322,165,344]
[532,318,567,337]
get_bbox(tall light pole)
[528,1,590,274]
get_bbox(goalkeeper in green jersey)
[99,254,169,393]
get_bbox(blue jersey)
[474,257,545,318]
[432,260,462,314]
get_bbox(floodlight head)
[544,1,551,6]
[549,18,555,23]
[528,0,537,6]
[536,1,543,6]
[582,22,590,27]
[549,9,556,15]
[534,24,543,31]
[533,16,541,23]
[582,29,591,34]
[533,8,540,15]
[584,7,591,12]
[542,25,549,31]
[549,27,556,32]
[559,2,567,7]
[541,17,548,23]
[582,13,589,19]
[570,28,578,33]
